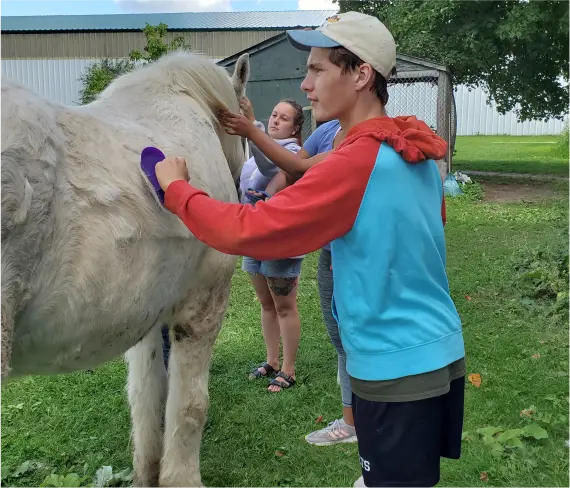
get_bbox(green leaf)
[93,465,133,487]
[504,437,524,449]
[521,270,544,279]
[62,473,82,487]
[489,441,505,456]
[477,426,502,444]
[1,465,13,481]
[522,423,548,440]
[42,474,65,487]
[496,428,524,442]
[12,460,33,477]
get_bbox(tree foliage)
[128,22,189,63]
[78,58,134,105]
[337,0,569,121]
[78,23,190,105]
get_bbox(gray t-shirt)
[350,357,466,402]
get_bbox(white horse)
[1,50,250,487]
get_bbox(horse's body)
[1,51,250,486]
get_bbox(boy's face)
[301,47,356,123]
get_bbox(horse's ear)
[231,53,250,99]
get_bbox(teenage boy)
[155,11,465,487]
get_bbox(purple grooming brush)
[140,146,166,204]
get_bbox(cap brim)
[286,29,341,51]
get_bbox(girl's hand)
[218,110,256,138]
[240,96,255,121]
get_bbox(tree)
[78,23,190,104]
[129,22,189,63]
[337,0,569,121]
[78,58,134,105]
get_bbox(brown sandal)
[249,362,277,380]
[268,371,296,391]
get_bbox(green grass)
[454,135,569,176]
[2,181,569,487]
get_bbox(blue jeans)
[317,248,352,408]
[242,256,303,278]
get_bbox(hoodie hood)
[338,116,447,163]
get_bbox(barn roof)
[218,32,449,76]
[1,10,337,33]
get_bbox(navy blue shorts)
[353,376,465,487]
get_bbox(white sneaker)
[305,418,358,446]
[353,475,366,487]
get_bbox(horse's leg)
[1,297,14,379]
[125,324,167,487]
[159,279,232,487]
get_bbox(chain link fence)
[301,106,316,144]
[388,76,456,151]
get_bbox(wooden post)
[437,71,453,173]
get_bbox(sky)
[1,0,338,16]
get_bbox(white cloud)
[114,0,232,13]
[297,0,338,10]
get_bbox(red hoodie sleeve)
[164,138,380,261]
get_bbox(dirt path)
[481,181,562,203]
[462,170,568,182]
[455,170,567,202]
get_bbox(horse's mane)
[96,50,240,118]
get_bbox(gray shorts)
[242,256,303,279]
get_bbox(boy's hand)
[155,156,189,191]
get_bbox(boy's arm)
[164,141,378,261]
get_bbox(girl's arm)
[220,111,329,179]
[264,171,289,196]
[249,139,282,179]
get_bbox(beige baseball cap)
[287,11,396,79]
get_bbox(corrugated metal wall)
[1,30,282,60]
[454,84,566,136]
[1,58,96,105]
[1,57,566,135]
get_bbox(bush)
[513,237,569,313]
[78,59,134,105]
[78,23,190,105]
[552,121,569,158]
[558,121,569,143]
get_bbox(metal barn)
[0,10,335,105]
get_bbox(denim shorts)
[242,256,303,279]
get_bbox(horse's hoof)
[133,476,159,488]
